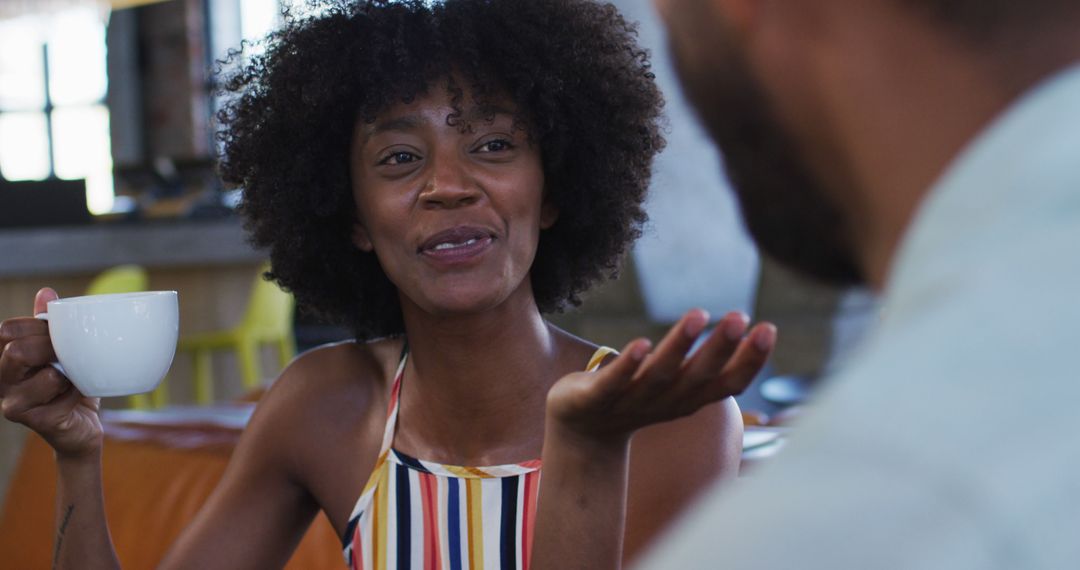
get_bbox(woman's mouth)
[432,237,481,251]
[419,226,495,264]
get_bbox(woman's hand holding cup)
[2,286,178,459]
[0,288,104,459]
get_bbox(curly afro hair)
[217,0,665,340]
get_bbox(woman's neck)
[393,286,575,465]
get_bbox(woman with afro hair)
[0,0,776,568]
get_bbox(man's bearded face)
[662,3,865,286]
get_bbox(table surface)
[1,405,787,568]
[0,406,341,570]
[102,405,789,460]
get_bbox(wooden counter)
[0,218,260,279]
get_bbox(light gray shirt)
[640,63,1080,569]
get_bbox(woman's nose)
[420,156,480,208]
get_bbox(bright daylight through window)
[0,6,114,214]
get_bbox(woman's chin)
[409,286,529,321]
[423,295,508,318]
[399,269,537,322]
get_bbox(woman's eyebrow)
[462,104,516,123]
[361,104,516,141]
[364,115,424,139]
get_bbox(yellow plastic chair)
[83,265,159,409]
[85,264,147,297]
[177,264,296,405]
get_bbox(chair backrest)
[240,263,295,339]
[85,265,149,296]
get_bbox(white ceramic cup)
[36,291,179,397]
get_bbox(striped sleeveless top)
[342,346,615,570]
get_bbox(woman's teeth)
[433,238,478,251]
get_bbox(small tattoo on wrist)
[52,503,75,570]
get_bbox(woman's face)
[349,87,556,318]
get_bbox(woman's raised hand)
[0,288,104,458]
[546,309,776,445]
[533,309,776,570]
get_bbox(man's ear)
[351,223,374,251]
[540,201,559,230]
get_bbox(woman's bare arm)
[1,289,120,570]
[157,342,386,569]
[156,370,322,569]
[531,310,775,570]
[53,451,120,570]
[0,290,368,570]
[624,397,743,562]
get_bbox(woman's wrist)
[55,447,103,470]
[544,413,632,464]
[533,413,632,570]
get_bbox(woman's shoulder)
[277,336,402,397]
[284,337,404,389]
[244,337,405,438]
[231,337,406,487]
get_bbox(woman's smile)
[417,225,496,268]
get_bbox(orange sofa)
[0,407,342,569]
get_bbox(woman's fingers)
[624,316,775,422]
[680,311,749,385]
[700,323,776,402]
[631,309,709,388]
[0,317,50,349]
[586,338,652,401]
[33,287,59,316]
[547,310,777,439]
[0,366,72,423]
[0,334,57,397]
[16,382,83,435]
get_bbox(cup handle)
[34,313,67,377]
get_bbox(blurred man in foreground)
[643,0,1080,566]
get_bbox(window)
[244,0,332,41]
[0,7,115,215]
[212,0,333,63]
[207,0,331,168]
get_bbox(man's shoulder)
[639,294,1080,567]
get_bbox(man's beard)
[667,32,865,286]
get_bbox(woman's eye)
[477,139,513,153]
[379,151,419,166]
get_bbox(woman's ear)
[540,201,559,229]
[351,223,374,251]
